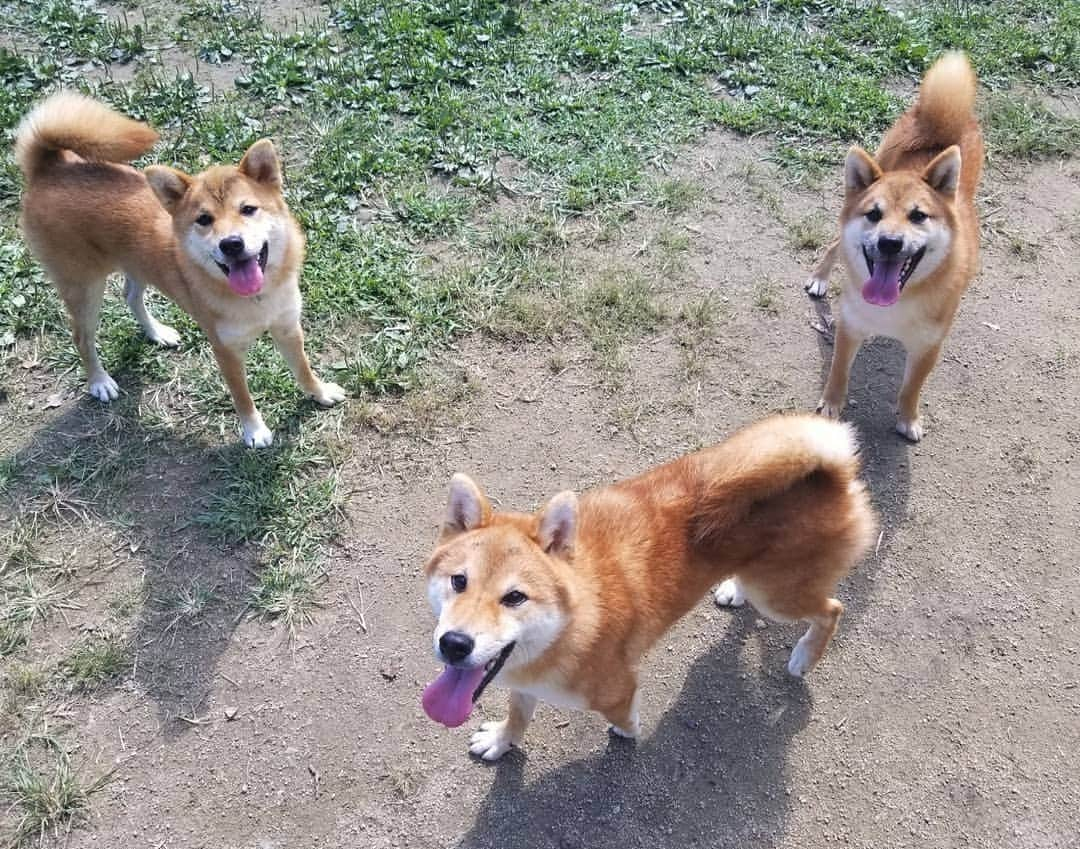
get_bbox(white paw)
[816,399,842,419]
[896,417,923,442]
[609,720,639,739]
[787,632,816,678]
[469,720,516,761]
[243,423,274,448]
[88,374,119,402]
[804,276,828,298]
[146,322,181,348]
[713,578,746,608]
[310,381,346,407]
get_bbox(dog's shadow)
[456,615,812,849]
[3,352,332,736]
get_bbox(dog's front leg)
[211,342,272,448]
[469,691,537,761]
[896,341,942,442]
[270,321,346,407]
[817,320,863,419]
[805,238,841,298]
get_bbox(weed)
[59,632,130,691]
[753,281,781,317]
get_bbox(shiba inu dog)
[422,414,876,761]
[805,53,983,441]
[15,91,344,447]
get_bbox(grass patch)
[59,632,130,691]
[984,91,1080,159]
[3,742,112,847]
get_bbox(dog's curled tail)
[691,414,875,547]
[914,51,977,146]
[15,91,159,180]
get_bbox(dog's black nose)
[877,235,903,256]
[439,631,475,664]
[219,235,245,257]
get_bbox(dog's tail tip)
[916,51,978,142]
[15,90,158,180]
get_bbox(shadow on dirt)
[457,614,812,849]
[2,361,327,736]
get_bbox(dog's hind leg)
[57,277,118,402]
[805,238,841,298]
[124,276,181,347]
[469,691,537,761]
[786,599,843,678]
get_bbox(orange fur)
[424,414,877,760]
[807,52,984,441]
[16,92,344,445]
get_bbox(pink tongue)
[422,665,487,728]
[862,260,903,307]
[227,257,264,296]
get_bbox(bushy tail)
[913,51,978,147]
[14,91,159,180]
[691,414,868,544]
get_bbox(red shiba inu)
[422,414,876,760]
[16,91,344,446]
[805,52,983,441]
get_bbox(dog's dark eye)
[450,574,467,593]
[865,207,882,223]
[240,204,258,216]
[501,590,527,607]
[908,209,928,224]
[195,213,214,227]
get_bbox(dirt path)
[39,133,1076,849]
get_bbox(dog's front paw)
[310,381,346,407]
[469,720,517,761]
[243,423,274,448]
[147,322,182,348]
[804,276,829,298]
[713,578,746,608]
[816,398,842,419]
[896,417,923,442]
[88,373,119,402]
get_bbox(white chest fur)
[215,280,302,350]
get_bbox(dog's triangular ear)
[239,139,281,187]
[145,166,192,214]
[537,491,577,558]
[922,145,961,196]
[844,146,882,194]
[442,474,491,538]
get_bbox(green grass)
[58,632,131,691]
[3,742,112,846]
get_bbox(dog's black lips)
[472,641,515,704]
[862,244,927,291]
[215,241,269,277]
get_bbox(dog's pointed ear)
[145,166,192,213]
[844,146,881,194]
[922,145,961,196]
[239,138,281,187]
[537,491,577,558]
[442,473,491,538]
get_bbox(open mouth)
[472,640,516,704]
[215,241,269,296]
[861,244,927,307]
[422,640,516,729]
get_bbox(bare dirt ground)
[5,126,1075,848]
